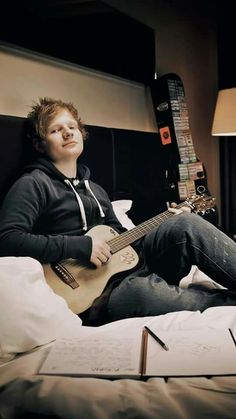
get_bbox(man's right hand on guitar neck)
[168,202,191,215]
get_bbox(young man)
[0,97,235,326]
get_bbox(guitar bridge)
[51,263,79,289]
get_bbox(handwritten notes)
[39,334,141,378]
[38,327,236,378]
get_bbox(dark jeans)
[107,213,236,322]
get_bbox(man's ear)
[32,137,46,154]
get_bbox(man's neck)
[52,160,77,178]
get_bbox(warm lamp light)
[212,87,236,136]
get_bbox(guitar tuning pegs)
[199,210,206,216]
[197,185,206,195]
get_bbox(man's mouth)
[63,141,77,147]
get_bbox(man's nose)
[63,127,73,138]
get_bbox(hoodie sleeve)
[0,175,92,264]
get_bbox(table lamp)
[212,87,236,136]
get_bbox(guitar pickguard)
[119,250,137,265]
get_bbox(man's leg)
[144,212,236,290]
[106,274,236,322]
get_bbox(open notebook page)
[39,326,142,378]
[145,328,236,376]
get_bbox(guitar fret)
[109,202,188,254]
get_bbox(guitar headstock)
[185,194,216,215]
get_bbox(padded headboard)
[0,114,174,224]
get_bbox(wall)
[0,46,156,132]
[218,3,236,235]
[105,0,220,217]
[0,0,220,219]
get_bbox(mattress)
[1,306,236,419]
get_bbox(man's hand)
[90,238,111,268]
[168,202,191,214]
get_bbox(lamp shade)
[212,87,236,136]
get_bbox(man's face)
[40,109,84,163]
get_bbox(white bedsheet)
[1,306,236,419]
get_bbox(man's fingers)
[168,204,191,215]
[90,238,112,267]
[90,254,111,268]
[168,207,183,215]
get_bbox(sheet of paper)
[145,328,236,376]
[39,330,141,377]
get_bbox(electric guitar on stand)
[43,194,215,315]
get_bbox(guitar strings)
[109,201,189,254]
[110,196,214,254]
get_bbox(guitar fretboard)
[108,201,189,254]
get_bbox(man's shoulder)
[21,169,51,182]
[13,170,53,195]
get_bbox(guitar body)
[43,225,139,314]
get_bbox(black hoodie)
[0,157,125,264]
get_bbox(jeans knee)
[145,212,206,247]
[166,212,200,235]
[107,275,164,320]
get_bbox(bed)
[0,114,236,419]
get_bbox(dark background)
[218,1,236,237]
[1,0,155,84]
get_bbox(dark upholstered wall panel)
[0,114,171,222]
[0,115,29,203]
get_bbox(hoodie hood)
[23,156,91,183]
[24,157,105,231]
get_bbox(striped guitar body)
[43,194,215,314]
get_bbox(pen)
[229,328,236,346]
[144,326,169,351]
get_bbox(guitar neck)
[109,201,190,254]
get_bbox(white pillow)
[0,257,82,361]
[112,200,135,230]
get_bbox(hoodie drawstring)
[64,179,105,231]
[64,179,88,231]
[84,180,105,218]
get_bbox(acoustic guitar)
[43,195,215,314]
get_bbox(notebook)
[38,326,236,379]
